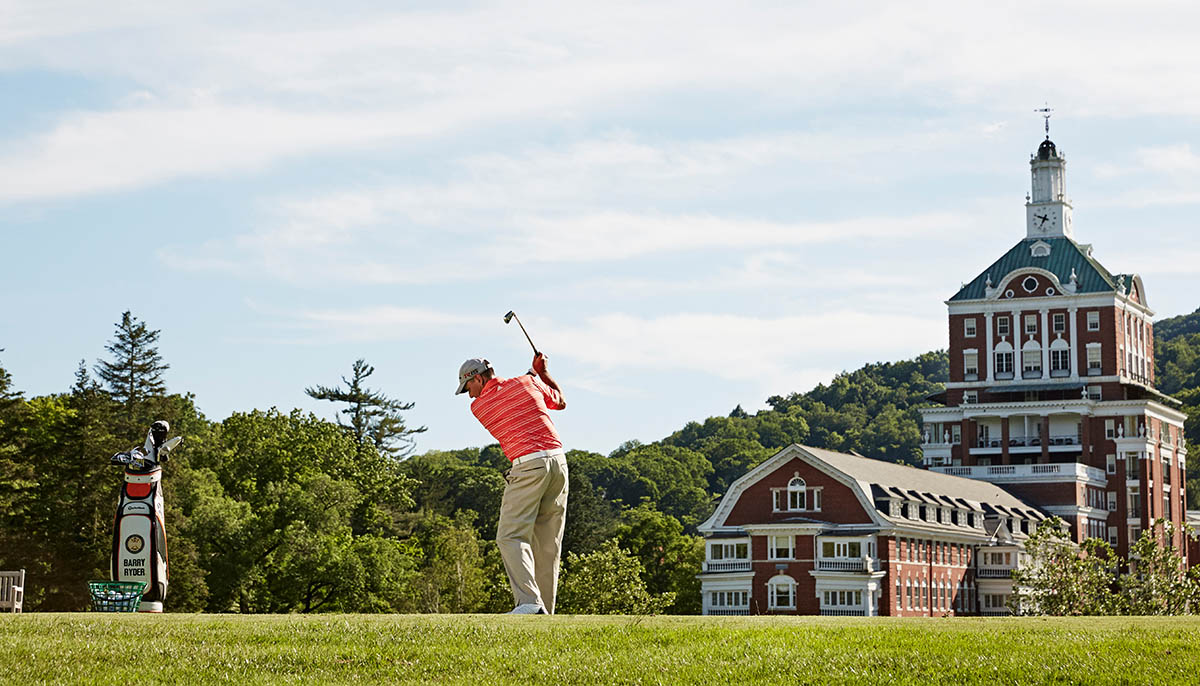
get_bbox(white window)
[1107,491,1116,511]
[963,351,979,378]
[768,535,794,560]
[1050,347,1070,375]
[773,475,821,512]
[964,318,977,337]
[709,541,749,561]
[1105,419,1116,439]
[1087,311,1100,331]
[1108,527,1118,546]
[994,351,1014,376]
[997,316,1010,336]
[1053,313,1066,332]
[1025,314,1038,334]
[822,590,863,608]
[963,391,978,405]
[1022,349,1042,374]
[1087,385,1102,400]
[1127,486,1141,516]
[767,575,796,610]
[1087,344,1102,373]
[1106,454,1116,475]
[896,579,902,609]
[709,590,748,610]
[951,425,961,444]
[788,477,806,511]
[821,540,863,559]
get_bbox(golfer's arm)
[539,371,566,409]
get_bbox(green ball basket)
[88,580,147,612]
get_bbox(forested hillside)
[1,309,1197,614]
[1155,308,1200,505]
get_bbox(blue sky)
[1,1,1197,455]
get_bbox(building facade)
[697,134,1190,617]
[697,444,1043,616]
[919,134,1188,557]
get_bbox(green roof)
[949,237,1120,302]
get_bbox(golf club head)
[504,311,515,324]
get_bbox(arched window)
[1049,337,1071,377]
[766,574,796,610]
[1021,339,1042,378]
[994,341,1014,379]
[788,477,806,510]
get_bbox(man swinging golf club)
[457,313,567,615]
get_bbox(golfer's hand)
[532,352,548,376]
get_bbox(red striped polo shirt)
[470,374,565,461]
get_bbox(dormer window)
[771,474,822,512]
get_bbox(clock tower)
[1025,135,1074,239]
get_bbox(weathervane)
[1034,103,1053,138]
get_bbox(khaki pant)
[496,452,569,613]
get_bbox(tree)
[94,311,169,425]
[613,504,704,614]
[556,539,675,615]
[1121,519,1200,615]
[0,352,33,522]
[306,359,427,458]
[408,511,498,613]
[1010,517,1123,615]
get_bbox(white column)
[1068,306,1079,381]
[985,311,995,383]
[1014,308,1023,377]
[1040,308,1049,379]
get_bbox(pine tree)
[0,351,34,524]
[306,359,427,458]
[95,311,169,423]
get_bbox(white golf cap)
[456,358,491,395]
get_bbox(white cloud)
[6,2,1200,205]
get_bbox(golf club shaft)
[513,315,539,355]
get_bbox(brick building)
[697,445,1042,616]
[919,133,1188,558]
[697,132,1189,617]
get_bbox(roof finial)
[1034,103,1053,139]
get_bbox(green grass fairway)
[2,614,1198,685]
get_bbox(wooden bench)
[0,569,24,613]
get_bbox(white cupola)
[1024,130,1074,240]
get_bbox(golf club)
[503,310,539,355]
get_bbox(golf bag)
[109,420,181,612]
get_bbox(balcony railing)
[974,435,1081,449]
[704,560,751,573]
[976,568,1013,578]
[820,608,867,616]
[817,558,871,572]
[707,608,750,616]
[932,462,1107,483]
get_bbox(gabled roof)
[699,444,1042,534]
[801,446,1037,514]
[949,237,1120,302]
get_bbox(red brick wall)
[724,457,872,527]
